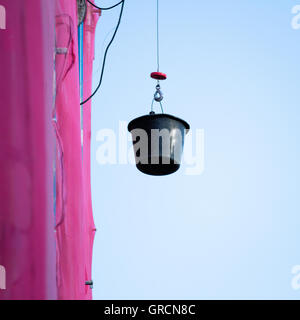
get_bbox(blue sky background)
[91,0,300,299]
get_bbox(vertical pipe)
[78,22,84,149]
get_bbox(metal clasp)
[154,84,163,102]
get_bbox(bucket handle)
[151,98,164,114]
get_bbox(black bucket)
[128,113,190,176]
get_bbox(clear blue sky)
[91,0,300,299]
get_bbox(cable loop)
[80,0,125,105]
[86,0,123,11]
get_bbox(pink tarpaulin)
[83,2,100,299]
[55,0,85,300]
[0,0,99,300]
[54,0,99,300]
[0,0,57,300]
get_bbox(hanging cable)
[156,0,160,72]
[86,0,123,11]
[150,0,166,81]
[150,0,165,114]
[81,0,125,105]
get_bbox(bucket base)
[136,164,180,176]
[136,157,180,176]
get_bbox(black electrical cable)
[81,0,125,105]
[86,0,123,11]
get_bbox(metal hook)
[154,84,163,102]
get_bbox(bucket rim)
[128,113,190,132]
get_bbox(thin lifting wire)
[80,0,125,105]
[156,0,160,72]
[151,0,164,114]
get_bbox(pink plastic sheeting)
[83,1,100,298]
[54,0,99,300]
[0,0,57,299]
